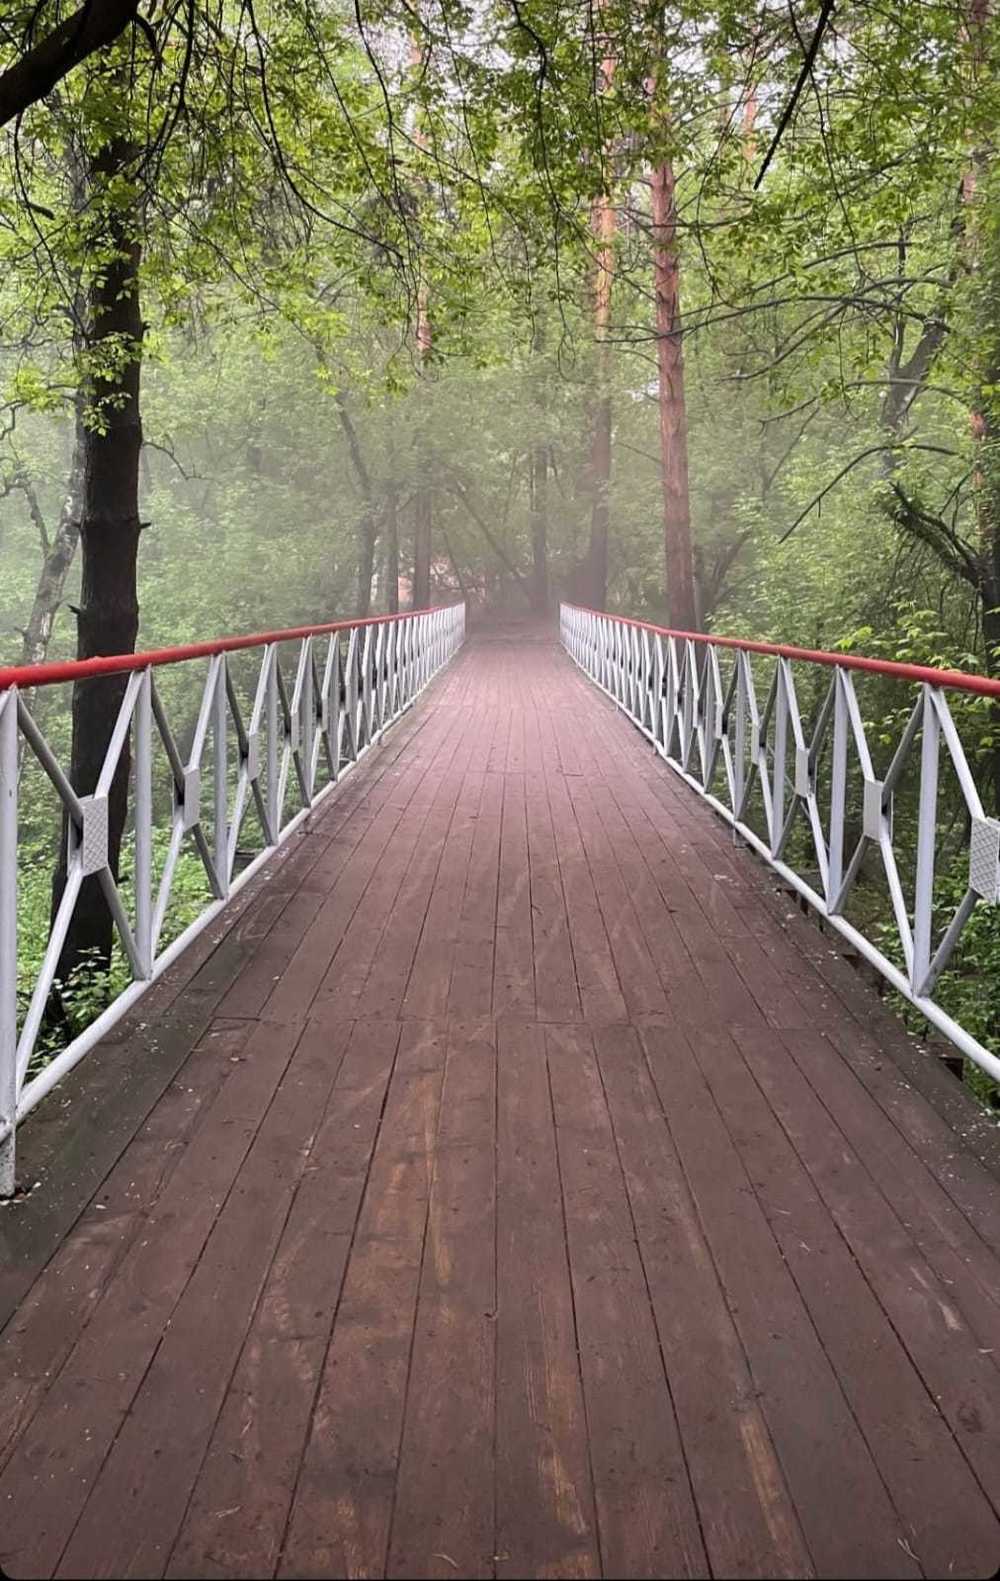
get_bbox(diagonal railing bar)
[561,601,1000,1086]
[17,697,85,825]
[224,660,266,883]
[274,654,301,823]
[0,601,465,1191]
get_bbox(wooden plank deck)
[3,625,1000,1580]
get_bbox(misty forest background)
[3,0,1000,1101]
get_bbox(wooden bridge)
[2,624,1000,1579]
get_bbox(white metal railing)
[561,601,1000,1084]
[0,601,465,1192]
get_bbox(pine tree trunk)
[651,155,697,631]
[584,19,616,612]
[411,270,433,609]
[52,134,143,981]
[586,187,615,610]
[530,313,550,613]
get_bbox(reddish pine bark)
[651,155,697,631]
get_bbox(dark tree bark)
[0,0,139,128]
[651,155,697,631]
[52,135,144,980]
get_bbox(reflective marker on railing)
[561,602,1000,1086]
[0,602,465,1193]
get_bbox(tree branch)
[443,477,531,596]
[0,0,141,128]
[778,442,961,543]
[753,0,836,190]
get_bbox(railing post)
[0,689,18,1196]
[771,660,789,853]
[213,654,229,898]
[266,646,279,842]
[734,653,747,813]
[912,684,940,995]
[134,667,154,977]
[360,628,372,746]
[302,637,315,797]
[827,670,848,907]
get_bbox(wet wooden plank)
[0,1018,247,1469]
[776,1026,1000,1356]
[494,769,535,1019]
[387,1022,496,1579]
[448,769,503,1019]
[166,1019,400,1581]
[55,1021,355,1580]
[494,1020,600,1580]
[0,1019,304,1579]
[355,741,473,1021]
[546,1022,707,1579]
[544,759,627,1025]
[401,765,486,1021]
[593,1022,812,1581]
[727,1023,1000,1553]
[524,767,582,1022]
[637,1017,920,1580]
[310,746,457,1023]
[560,775,669,1019]
[277,1020,447,1580]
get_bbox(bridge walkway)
[2,626,1000,1579]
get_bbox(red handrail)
[0,603,463,692]
[566,604,1000,701]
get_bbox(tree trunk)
[531,442,549,613]
[964,1,998,807]
[52,134,143,981]
[333,392,377,618]
[584,21,615,613]
[412,485,432,609]
[355,511,376,618]
[21,394,85,675]
[385,481,400,614]
[530,313,550,613]
[411,271,433,609]
[651,155,697,631]
[408,34,434,612]
[586,187,615,610]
